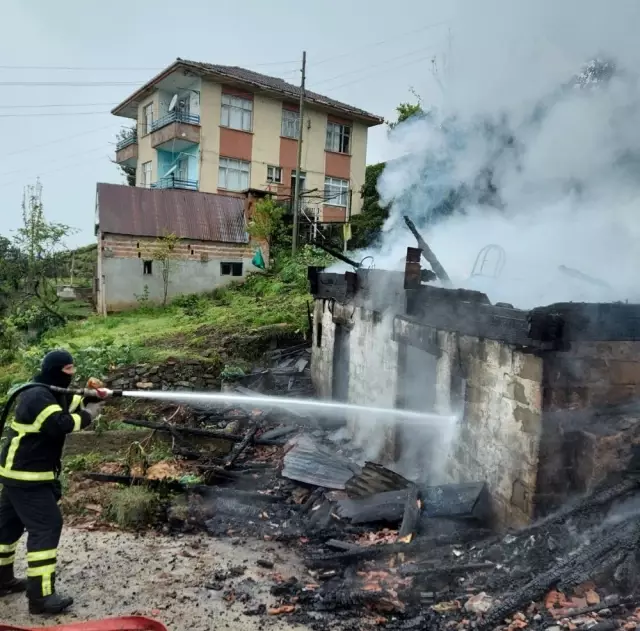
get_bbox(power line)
[0,81,142,87]
[322,53,438,93]
[0,123,119,161]
[0,102,117,109]
[0,111,112,118]
[0,151,113,190]
[308,45,439,90]
[310,20,451,67]
[0,65,161,71]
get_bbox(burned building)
[308,250,640,529]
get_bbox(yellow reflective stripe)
[27,549,57,563]
[0,556,15,566]
[4,404,62,472]
[27,563,56,578]
[10,404,64,434]
[0,466,55,482]
[69,395,83,413]
[71,413,82,432]
[0,542,18,553]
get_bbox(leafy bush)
[21,340,139,382]
[220,365,245,382]
[173,293,209,317]
[105,486,159,528]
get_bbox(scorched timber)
[398,485,422,542]
[306,530,493,569]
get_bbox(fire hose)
[0,384,123,437]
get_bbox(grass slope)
[0,251,326,397]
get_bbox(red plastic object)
[0,616,167,631]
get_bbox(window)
[221,262,243,277]
[324,176,349,207]
[267,165,283,184]
[218,157,250,191]
[281,108,300,138]
[326,121,351,154]
[143,103,154,134]
[143,260,153,275]
[220,94,253,131]
[141,161,152,188]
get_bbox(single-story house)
[95,183,268,313]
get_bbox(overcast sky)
[0,0,457,247]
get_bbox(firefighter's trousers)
[0,483,63,599]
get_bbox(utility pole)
[291,50,306,255]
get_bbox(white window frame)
[218,157,250,191]
[220,94,253,131]
[324,176,349,207]
[143,103,154,135]
[281,108,300,138]
[326,121,351,154]
[267,165,283,184]
[141,161,152,188]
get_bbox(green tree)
[349,96,428,250]
[247,197,286,254]
[148,233,180,307]
[350,163,390,249]
[13,182,76,324]
[114,126,137,186]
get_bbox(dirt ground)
[2,528,314,631]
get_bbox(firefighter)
[0,349,102,614]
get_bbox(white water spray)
[122,390,456,429]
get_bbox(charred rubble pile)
[183,450,640,631]
[88,342,640,630]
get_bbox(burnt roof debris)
[345,461,411,498]
[282,434,361,489]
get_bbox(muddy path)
[2,528,313,631]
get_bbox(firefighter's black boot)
[0,564,26,596]
[27,576,73,615]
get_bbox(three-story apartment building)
[113,58,383,223]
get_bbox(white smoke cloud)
[366,0,640,309]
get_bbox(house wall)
[311,297,545,529]
[100,233,258,312]
[123,73,373,217]
[136,93,159,186]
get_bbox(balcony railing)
[116,131,137,151]
[151,177,199,191]
[151,111,200,132]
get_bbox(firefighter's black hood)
[33,349,74,389]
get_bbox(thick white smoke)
[368,0,640,309]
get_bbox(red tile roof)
[96,183,248,244]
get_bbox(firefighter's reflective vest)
[0,386,91,484]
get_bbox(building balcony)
[151,177,199,191]
[114,131,138,166]
[150,112,200,151]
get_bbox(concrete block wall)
[543,341,640,410]
[445,336,544,528]
[311,300,335,399]
[310,297,545,528]
[345,307,399,464]
[535,341,640,513]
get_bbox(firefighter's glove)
[84,402,104,420]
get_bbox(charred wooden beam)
[122,419,245,441]
[398,485,422,543]
[403,216,452,287]
[306,530,493,569]
[83,472,186,491]
[224,424,258,469]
